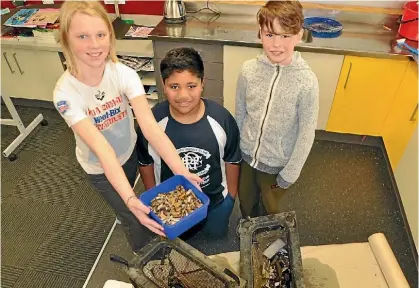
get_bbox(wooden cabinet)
[326,56,409,136]
[1,47,25,98]
[301,53,343,130]
[1,48,14,96]
[223,46,262,115]
[382,61,418,169]
[153,40,224,103]
[223,45,343,130]
[33,49,65,101]
[154,40,223,63]
[1,47,64,101]
[394,127,418,248]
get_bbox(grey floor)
[1,105,418,288]
[1,105,116,288]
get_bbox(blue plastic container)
[303,17,343,38]
[139,175,210,240]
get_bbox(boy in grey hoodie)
[236,1,319,216]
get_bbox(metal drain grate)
[143,246,228,288]
[118,238,245,288]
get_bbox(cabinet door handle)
[12,53,24,75]
[3,52,15,74]
[344,62,352,89]
[410,104,418,122]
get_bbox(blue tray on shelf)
[303,17,343,38]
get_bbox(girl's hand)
[182,172,203,191]
[127,198,166,236]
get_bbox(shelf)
[146,92,159,100]
[115,39,153,58]
[148,98,159,108]
[141,72,157,86]
[1,38,155,56]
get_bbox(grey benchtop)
[149,10,414,61]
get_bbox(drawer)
[204,96,224,107]
[153,41,223,63]
[204,62,223,80]
[202,79,223,99]
[155,58,223,81]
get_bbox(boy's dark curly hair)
[160,47,204,83]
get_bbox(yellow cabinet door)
[327,56,409,136]
[382,61,418,169]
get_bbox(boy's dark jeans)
[88,148,156,252]
[202,192,235,236]
[239,160,286,217]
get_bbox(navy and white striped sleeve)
[224,112,242,164]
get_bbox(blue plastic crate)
[303,17,343,38]
[139,175,209,240]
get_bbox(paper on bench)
[209,232,411,288]
[368,233,410,288]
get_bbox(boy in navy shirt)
[137,47,241,238]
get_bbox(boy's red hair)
[257,1,304,38]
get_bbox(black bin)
[238,211,304,288]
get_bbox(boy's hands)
[127,198,166,236]
[276,173,292,189]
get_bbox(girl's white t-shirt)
[53,61,145,174]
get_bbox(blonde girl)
[54,1,201,252]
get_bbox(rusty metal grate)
[142,246,228,288]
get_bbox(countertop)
[149,10,414,60]
[0,4,160,57]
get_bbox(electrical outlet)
[104,0,125,4]
[42,0,54,4]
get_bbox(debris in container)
[261,246,291,288]
[263,238,286,259]
[150,185,203,225]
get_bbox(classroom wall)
[0,1,165,16]
[1,0,406,15]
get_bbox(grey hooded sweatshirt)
[235,51,319,188]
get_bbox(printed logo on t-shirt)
[57,100,69,114]
[95,90,105,101]
[87,95,127,131]
[178,147,211,188]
